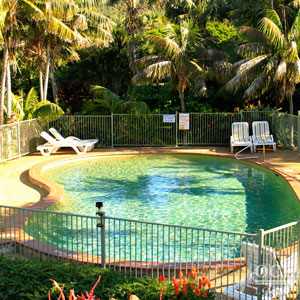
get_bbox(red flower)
[207,124,211,128]
[198,278,203,289]
[71,116,74,120]
[203,291,207,298]
[178,272,183,279]
[158,275,165,283]
[182,286,187,295]
[232,113,235,117]
[175,288,179,295]
[195,288,200,296]
[183,278,187,284]
[186,273,190,277]
[73,125,76,130]
[191,283,195,290]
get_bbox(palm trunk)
[179,89,185,113]
[0,46,9,125]
[39,69,44,101]
[51,65,58,104]
[43,44,51,100]
[6,63,12,119]
[131,32,137,62]
[289,94,294,115]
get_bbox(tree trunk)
[6,63,11,119]
[131,31,137,62]
[51,65,59,104]
[39,69,44,101]
[289,94,294,115]
[43,44,51,100]
[179,88,185,113]
[0,46,9,125]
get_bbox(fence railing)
[0,111,299,163]
[0,204,299,299]
[0,119,46,162]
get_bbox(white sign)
[179,113,189,130]
[163,114,176,123]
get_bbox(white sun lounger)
[252,121,276,152]
[222,242,297,300]
[37,131,96,156]
[49,127,98,151]
[230,122,253,153]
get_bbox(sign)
[163,114,176,123]
[179,113,189,130]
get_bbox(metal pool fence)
[1,111,300,163]
[0,205,299,299]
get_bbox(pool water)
[44,154,300,233]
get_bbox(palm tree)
[132,19,228,112]
[8,87,64,121]
[0,0,44,125]
[225,7,300,114]
[82,85,149,114]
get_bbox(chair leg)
[273,144,276,152]
[230,144,233,153]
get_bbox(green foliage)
[0,256,165,300]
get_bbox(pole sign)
[179,113,189,130]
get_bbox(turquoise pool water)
[44,154,300,233]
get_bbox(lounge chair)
[37,131,96,156]
[222,242,297,300]
[252,121,276,152]
[49,127,98,150]
[230,122,253,153]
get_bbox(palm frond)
[197,49,228,62]
[120,101,150,114]
[91,85,120,107]
[238,26,266,43]
[237,43,270,58]
[21,0,45,21]
[259,16,285,49]
[24,87,39,113]
[286,41,299,63]
[290,9,300,40]
[244,73,269,98]
[10,92,25,117]
[231,58,250,71]
[133,55,165,69]
[274,59,287,81]
[33,101,64,121]
[148,34,181,61]
[264,9,284,32]
[194,79,207,97]
[237,55,268,75]
[132,61,172,85]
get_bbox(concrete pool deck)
[1,146,300,209]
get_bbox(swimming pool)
[24,154,299,262]
[43,154,299,233]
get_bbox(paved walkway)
[0,146,300,208]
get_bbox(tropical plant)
[224,6,300,114]
[7,87,64,122]
[0,0,44,125]
[49,276,101,300]
[132,19,229,112]
[82,85,150,114]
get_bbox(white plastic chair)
[37,131,95,156]
[49,127,98,151]
[252,121,276,152]
[230,122,253,153]
[222,242,297,300]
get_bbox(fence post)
[297,110,300,154]
[17,121,21,158]
[257,229,264,300]
[297,219,300,298]
[111,113,114,148]
[96,202,106,268]
[176,111,178,147]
